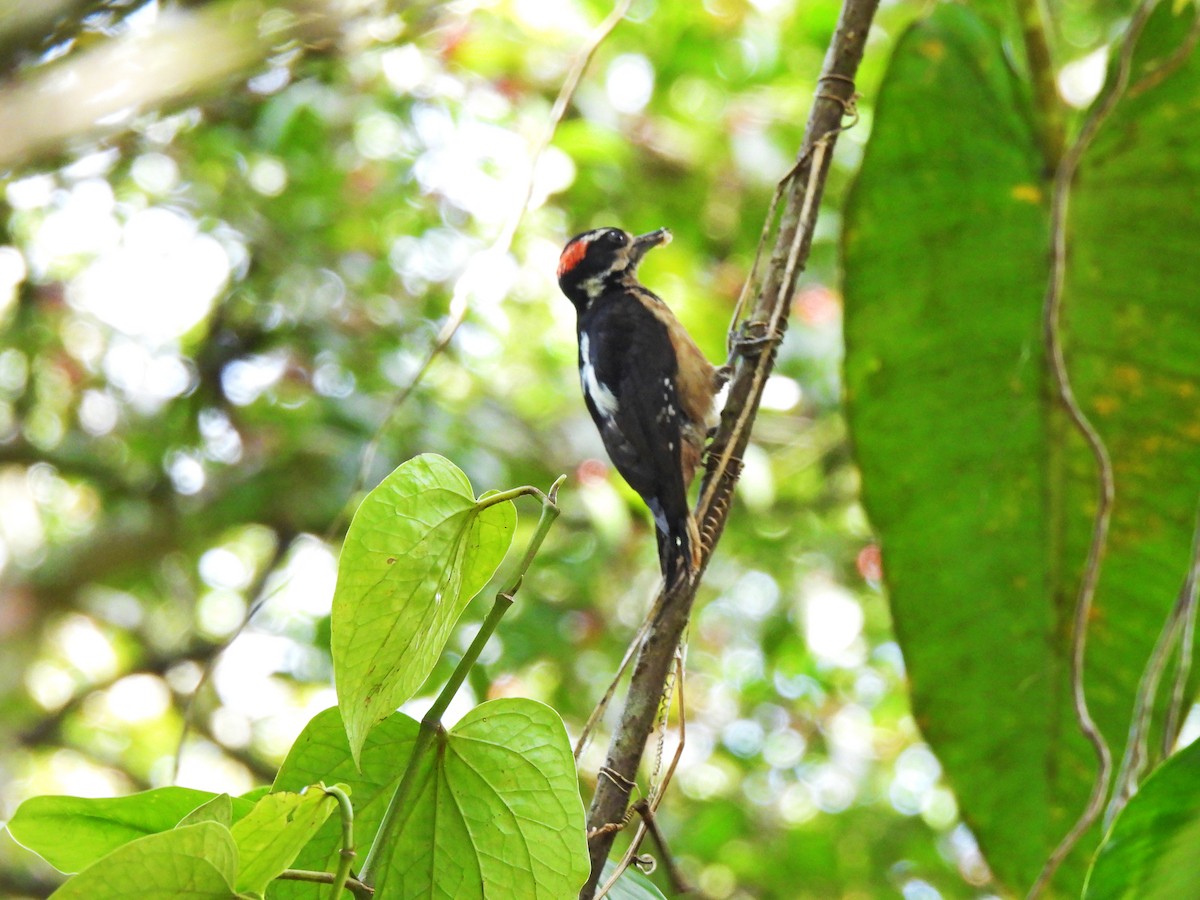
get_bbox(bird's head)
[557,227,671,310]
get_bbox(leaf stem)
[474,483,547,512]
[357,479,563,887]
[325,784,356,900]
[276,868,373,899]
[356,725,434,887]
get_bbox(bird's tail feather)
[657,511,701,587]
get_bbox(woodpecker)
[558,226,723,586]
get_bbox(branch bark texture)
[580,0,881,895]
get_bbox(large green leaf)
[6,787,253,874]
[373,699,588,900]
[843,2,1200,893]
[844,5,1056,888]
[48,822,238,899]
[269,707,419,899]
[271,701,587,899]
[1085,740,1200,899]
[1065,0,1200,760]
[230,787,338,895]
[332,453,516,764]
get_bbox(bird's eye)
[606,231,626,245]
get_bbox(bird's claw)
[731,319,784,355]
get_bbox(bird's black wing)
[579,295,694,583]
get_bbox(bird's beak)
[629,228,672,267]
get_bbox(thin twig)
[1163,506,1200,756]
[698,136,827,525]
[594,653,688,899]
[659,653,688,809]
[634,798,692,894]
[724,168,795,359]
[1165,605,1199,753]
[343,0,634,527]
[574,610,654,760]
[1028,0,1160,893]
[648,647,680,796]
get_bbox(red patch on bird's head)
[557,238,590,280]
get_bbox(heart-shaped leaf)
[373,698,588,899]
[332,453,515,764]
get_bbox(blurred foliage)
[0,0,1161,898]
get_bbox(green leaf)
[230,787,338,895]
[49,822,238,899]
[269,707,419,899]
[1065,0,1200,759]
[844,3,1200,893]
[180,794,234,828]
[7,787,253,874]
[273,702,587,898]
[1085,740,1200,899]
[600,860,669,899]
[373,698,588,899]
[332,453,516,764]
[844,6,1055,886]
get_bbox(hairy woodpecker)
[558,226,723,586]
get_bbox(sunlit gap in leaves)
[13,174,234,347]
[1058,46,1109,109]
[4,168,242,429]
[203,536,340,759]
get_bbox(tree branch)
[579,1,880,895]
[0,0,350,171]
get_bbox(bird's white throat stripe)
[580,333,618,417]
[583,276,606,301]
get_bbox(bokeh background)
[0,0,1126,896]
